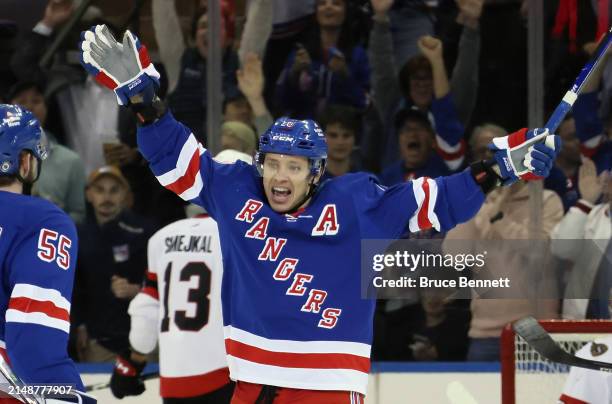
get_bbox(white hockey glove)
[79,25,160,105]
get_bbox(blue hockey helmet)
[255,117,327,177]
[0,104,47,176]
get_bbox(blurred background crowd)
[0,0,610,364]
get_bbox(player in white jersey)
[560,337,612,404]
[109,150,251,403]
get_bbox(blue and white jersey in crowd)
[137,112,485,394]
[0,191,94,402]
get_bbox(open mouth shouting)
[271,186,292,205]
[406,140,422,151]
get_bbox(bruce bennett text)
[372,276,511,289]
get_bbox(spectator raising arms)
[153,0,240,143]
[236,53,274,135]
[377,35,467,185]
[369,0,481,170]
[275,0,370,119]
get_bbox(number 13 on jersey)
[161,262,211,332]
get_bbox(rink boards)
[79,362,512,403]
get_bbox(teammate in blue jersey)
[0,104,95,403]
[80,25,561,403]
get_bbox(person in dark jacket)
[72,166,155,362]
[274,0,370,119]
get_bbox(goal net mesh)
[502,320,612,404]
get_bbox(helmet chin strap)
[15,155,42,188]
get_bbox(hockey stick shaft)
[499,27,612,176]
[544,26,612,133]
[513,317,612,373]
[0,354,43,404]
[85,371,159,392]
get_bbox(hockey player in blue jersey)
[0,104,95,403]
[80,25,561,403]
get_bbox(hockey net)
[501,320,612,404]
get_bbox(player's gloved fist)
[489,128,561,185]
[79,24,160,105]
[110,352,146,398]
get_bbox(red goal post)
[501,319,612,404]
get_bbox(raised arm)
[368,0,403,120]
[450,0,483,124]
[79,24,252,219]
[152,0,186,93]
[135,110,231,217]
[417,36,466,170]
[373,126,563,237]
[238,53,274,135]
[429,94,466,171]
[76,25,563,227]
[417,36,450,99]
[238,0,274,63]
[10,0,74,82]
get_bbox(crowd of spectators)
[0,0,610,363]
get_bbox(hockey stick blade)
[85,371,159,392]
[513,317,612,373]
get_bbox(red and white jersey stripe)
[6,284,71,334]
[435,134,466,171]
[224,325,370,394]
[155,134,206,201]
[141,270,159,300]
[408,177,440,232]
